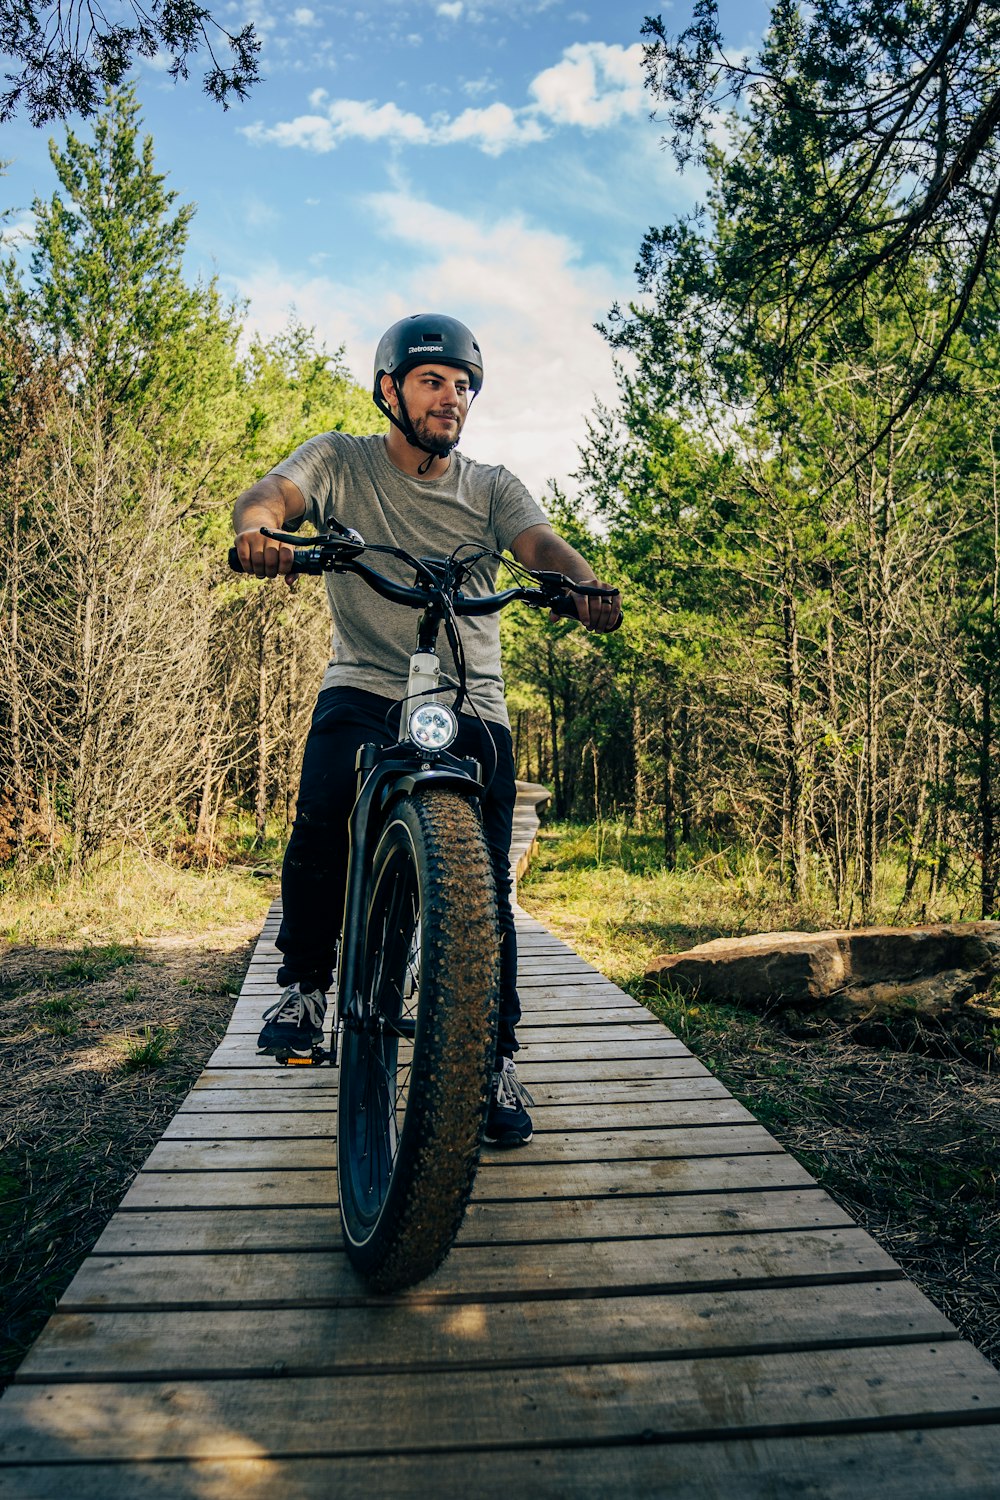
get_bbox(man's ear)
[380,372,400,410]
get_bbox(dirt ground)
[0,925,258,1384]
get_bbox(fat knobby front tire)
[337,789,500,1290]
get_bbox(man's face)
[391,364,472,454]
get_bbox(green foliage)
[0,88,375,874]
[508,7,1000,918]
[639,1,1000,408]
[6,88,196,406]
[0,0,260,125]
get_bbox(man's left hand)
[558,580,622,632]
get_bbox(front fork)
[331,742,485,1067]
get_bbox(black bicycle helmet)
[373,314,484,466]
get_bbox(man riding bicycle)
[233,313,621,1146]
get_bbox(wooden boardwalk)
[2,793,1000,1495]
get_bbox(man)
[233,313,621,1146]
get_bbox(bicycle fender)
[381,768,484,812]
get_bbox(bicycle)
[230,519,619,1290]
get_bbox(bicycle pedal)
[275,1046,328,1067]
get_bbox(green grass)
[53,942,136,983]
[519,820,972,990]
[117,1025,174,1072]
[31,992,84,1036]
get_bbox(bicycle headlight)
[408,702,458,752]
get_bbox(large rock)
[645,922,1000,1013]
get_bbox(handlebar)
[228,527,621,627]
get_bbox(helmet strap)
[388,375,462,471]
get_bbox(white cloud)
[243,39,646,156]
[0,211,35,246]
[292,6,318,23]
[244,113,340,151]
[245,96,545,154]
[461,74,497,97]
[441,102,547,154]
[230,192,619,498]
[436,1,463,16]
[530,42,645,128]
[327,98,432,144]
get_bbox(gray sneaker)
[257,984,327,1055]
[484,1058,534,1147]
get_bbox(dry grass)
[0,856,273,1385]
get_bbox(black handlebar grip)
[228,546,243,572]
[548,591,623,630]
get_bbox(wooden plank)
[458,1189,855,1243]
[165,1093,737,1137]
[16,1279,957,1381]
[515,1006,653,1024]
[513,1058,711,1083]
[226,1002,655,1030]
[172,1078,731,1119]
[139,1123,773,1175]
[225,1004,655,1033]
[4,1427,1000,1500]
[2,1344,997,1463]
[205,1035,687,1067]
[236,985,645,1011]
[58,1228,898,1309]
[479,1124,776,1161]
[114,1152,812,1213]
[92,1189,849,1256]
[177,1092,340,1114]
[185,1057,715,1089]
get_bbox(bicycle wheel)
[337,788,500,1290]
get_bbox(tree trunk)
[663,701,677,870]
[981,437,1000,917]
[7,482,25,856]
[545,643,563,815]
[678,702,692,845]
[779,544,808,901]
[631,685,644,822]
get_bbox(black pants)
[276,686,521,1061]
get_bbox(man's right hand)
[234,527,298,583]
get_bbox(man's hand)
[511,523,622,632]
[234,527,298,585]
[232,475,307,586]
[561,580,622,633]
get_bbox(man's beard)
[410,412,462,455]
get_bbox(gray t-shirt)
[269,432,548,726]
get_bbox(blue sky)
[1,0,768,497]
